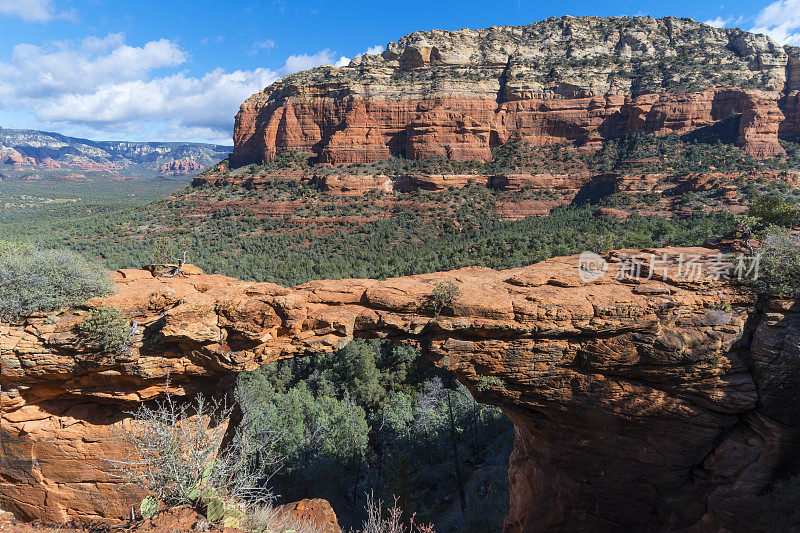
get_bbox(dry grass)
[358,493,435,533]
[104,381,279,509]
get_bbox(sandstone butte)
[2,247,800,531]
[225,16,800,176]
[158,158,204,176]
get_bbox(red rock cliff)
[2,248,799,531]
[158,158,203,175]
[231,17,799,167]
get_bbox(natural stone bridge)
[2,247,798,531]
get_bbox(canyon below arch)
[2,247,799,531]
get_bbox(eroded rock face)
[0,499,341,533]
[158,158,203,175]
[274,498,341,533]
[2,248,798,531]
[231,17,799,167]
[0,148,24,166]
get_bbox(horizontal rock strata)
[2,248,799,531]
[231,17,800,167]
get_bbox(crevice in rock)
[495,55,513,106]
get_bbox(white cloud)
[249,39,276,56]
[329,45,386,69]
[277,44,385,73]
[7,35,187,98]
[703,15,744,29]
[0,34,355,143]
[37,68,277,130]
[280,49,348,74]
[751,0,800,45]
[704,17,730,28]
[0,0,68,22]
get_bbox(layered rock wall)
[231,17,800,167]
[2,249,799,531]
[158,158,203,175]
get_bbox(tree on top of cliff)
[152,234,192,265]
[77,306,131,354]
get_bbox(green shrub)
[151,234,192,264]
[475,375,504,392]
[0,240,33,254]
[235,339,512,527]
[755,229,800,297]
[78,306,130,353]
[139,495,159,520]
[423,281,462,317]
[0,246,111,319]
[748,195,800,228]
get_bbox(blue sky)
[0,0,797,145]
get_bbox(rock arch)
[2,248,798,531]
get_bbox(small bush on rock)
[422,281,461,318]
[78,306,130,353]
[475,375,504,392]
[0,245,111,319]
[360,493,435,533]
[755,228,800,297]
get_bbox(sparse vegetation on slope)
[5,133,799,291]
[211,134,800,177]
[0,181,738,287]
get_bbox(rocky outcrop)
[158,158,203,175]
[0,148,26,166]
[2,248,799,531]
[274,499,341,533]
[193,169,778,215]
[193,169,597,195]
[0,499,340,532]
[314,172,491,194]
[231,17,799,167]
[735,90,787,157]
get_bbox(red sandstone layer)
[3,249,800,531]
[232,88,793,166]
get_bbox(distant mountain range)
[0,128,231,179]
